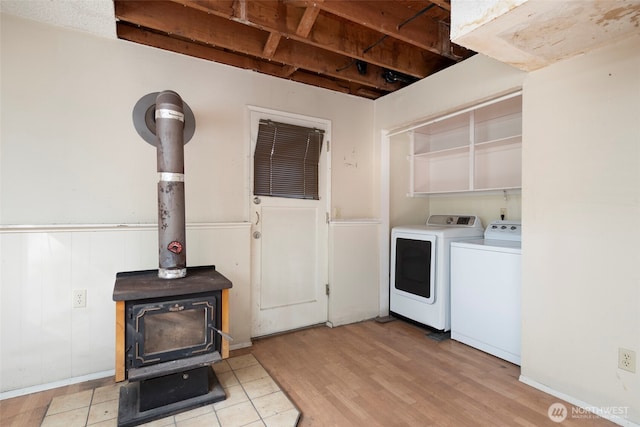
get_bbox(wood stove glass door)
[249,108,329,337]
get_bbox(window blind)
[254,120,325,200]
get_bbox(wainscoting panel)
[328,220,380,326]
[0,223,250,395]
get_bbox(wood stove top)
[112,265,231,301]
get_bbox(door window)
[254,120,324,200]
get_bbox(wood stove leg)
[115,301,125,382]
[221,289,229,359]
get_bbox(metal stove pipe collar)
[158,268,188,280]
[159,172,185,182]
[155,108,185,122]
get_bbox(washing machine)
[390,215,484,332]
[450,220,522,365]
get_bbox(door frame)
[245,105,332,336]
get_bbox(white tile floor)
[40,354,300,427]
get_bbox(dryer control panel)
[427,215,481,228]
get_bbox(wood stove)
[113,265,231,427]
[112,91,233,426]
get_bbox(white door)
[249,108,329,337]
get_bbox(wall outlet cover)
[72,289,87,308]
[618,348,636,373]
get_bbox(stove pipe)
[155,91,187,279]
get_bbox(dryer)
[390,215,483,332]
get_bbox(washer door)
[391,232,436,305]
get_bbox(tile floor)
[40,354,300,427]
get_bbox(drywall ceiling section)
[450,0,528,39]
[0,0,116,39]
[451,0,640,71]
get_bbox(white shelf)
[413,121,470,155]
[408,92,522,195]
[474,141,522,190]
[413,150,469,193]
[414,145,470,159]
[475,134,522,149]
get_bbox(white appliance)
[390,215,484,332]
[450,220,522,365]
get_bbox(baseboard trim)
[0,370,115,401]
[519,375,639,427]
[1,342,258,401]
[229,341,253,351]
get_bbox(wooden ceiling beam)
[297,0,460,60]
[279,65,298,77]
[290,71,387,99]
[115,1,399,90]
[296,5,320,38]
[263,32,282,57]
[112,1,471,98]
[174,0,443,78]
[117,23,380,97]
[424,0,450,12]
[116,23,285,75]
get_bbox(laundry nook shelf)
[407,92,522,195]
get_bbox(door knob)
[253,231,261,239]
[253,196,261,205]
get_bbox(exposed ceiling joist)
[293,0,458,58]
[114,0,475,98]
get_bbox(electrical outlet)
[618,348,636,373]
[72,289,87,308]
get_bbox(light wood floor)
[1,319,613,427]
[241,320,612,427]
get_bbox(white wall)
[520,35,640,423]
[373,54,526,132]
[0,13,376,394]
[0,14,374,225]
[388,132,430,228]
[428,191,521,227]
